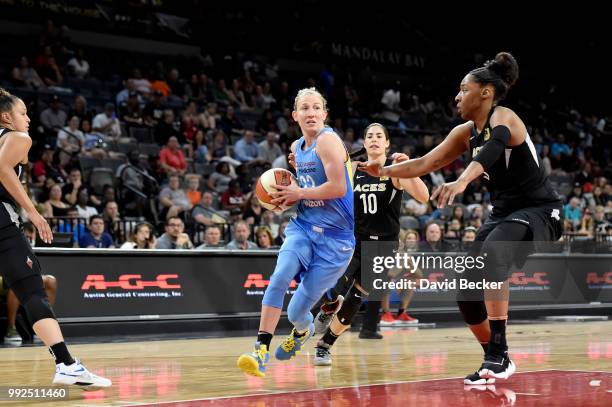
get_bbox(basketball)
[255,168,299,212]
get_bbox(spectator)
[225,221,257,250]
[120,91,146,126]
[92,103,121,138]
[196,225,223,249]
[255,226,275,249]
[155,216,194,249]
[563,197,582,231]
[155,109,183,146]
[419,222,451,252]
[68,95,94,124]
[79,215,114,248]
[185,176,202,207]
[39,95,67,135]
[12,56,45,89]
[43,184,70,217]
[259,210,279,238]
[120,222,156,249]
[274,220,289,246]
[81,119,108,158]
[447,205,465,230]
[243,192,263,225]
[233,130,261,164]
[22,222,37,246]
[182,102,201,142]
[31,144,65,186]
[144,90,165,126]
[62,168,86,206]
[66,48,90,79]
[218,105,244,136]
[159,175,192,220]
[116,79,141,107]
[191,192,226,227]
[75,189,98,220]
[220,180,245,211]
[57,116,84,155]
[55,206,86,245]
[461,226,477,251]
[129,68,152,96]
[193,129,211,163]
[209,130,232,162]
[39,56,63,87]
[578,208,594,237]
[102,201,123,244]
[207,161,234,193]
[159,136,188,176]
[550,134,571,168]
[258,131,283,164]
[381,82,401,123]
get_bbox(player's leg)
[1,231,111,387]
[237,221,311,376]
[275,232,353,361]
[5,289,21,342]
[313,240,361,334]
[43,275,57,305]
[314,284,364,365]
[476,221,531,381]
[395,270,421,324]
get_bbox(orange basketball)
[255,168,298,212]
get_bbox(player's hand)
[391,152,409,164]
[27,209,53,244]
[271,183,302,205]
[357,160,384,177]
[430,180,467,208]
[288,152,296,170]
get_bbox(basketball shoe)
[380,311,396,326]
[477,352,516,380]
[275,322,315,360]
[313,341,332,366]
[52,359,112,387]
[314,295,344,334]
[237,341,269,378]
[394,312,419,325]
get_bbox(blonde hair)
[293,87,328,111]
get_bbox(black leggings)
[458,221,531,326]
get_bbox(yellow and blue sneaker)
[275,322,315,361]
[237,341,269,377]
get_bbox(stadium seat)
[89,167,116,195]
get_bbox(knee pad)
[23,293,56,324]
[336,286,363,326]
[457,300,487,325]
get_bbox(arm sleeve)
[472,125,511,170]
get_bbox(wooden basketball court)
[0,320,610,406]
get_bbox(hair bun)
[0,88,11,98]
[484,52,519,88]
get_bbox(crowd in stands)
[3,19,610,251]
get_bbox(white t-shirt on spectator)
[77,205,98,221]
[92,112,121,138]
[67,58,90,79]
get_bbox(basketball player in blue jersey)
[360,53,563,385]
[0,88,111,387]
[237,88,355,377]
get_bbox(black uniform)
[0,128,45,300]
[469,107,563,244]
[344,158,403,288]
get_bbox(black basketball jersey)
[469,107,561,213]
[353,159,403,238]
[0,128,23,208]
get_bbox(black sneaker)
[358,329,383,339]
[464,371,496,385]
[478,353,516,380]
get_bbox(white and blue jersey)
[261,127,355,331]
[293,127,354,236]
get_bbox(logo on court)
[26,256,33,269]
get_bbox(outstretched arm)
[359,122,471,179]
